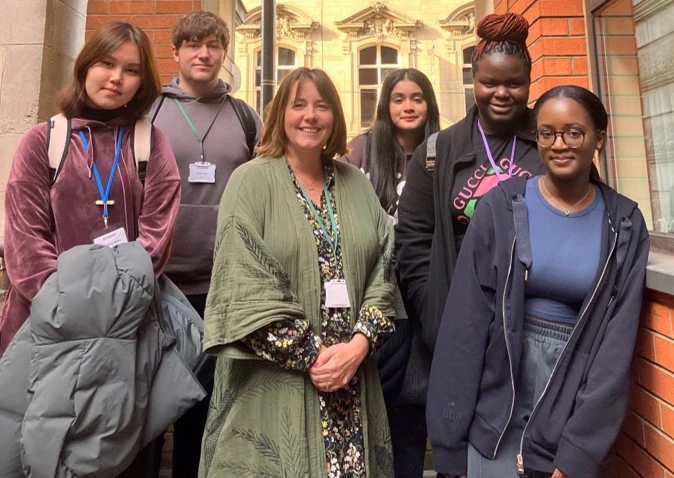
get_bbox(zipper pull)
[607,295,615,309]
[524,269,529,282]
[517,453,524,475]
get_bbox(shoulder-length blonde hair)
[256,68,347,159]
[57,22,161,122]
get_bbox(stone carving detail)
[237,4,318,42]
[276,15,296,40]
[462,12,476,35]
[336,2,422,41]
[359,16,398,38]
[439,4,476,38]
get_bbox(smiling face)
[284,79,334,159]
[84,40,142,110]
[473,51,530,134]
[389,79,428,134]
[173,33,225,92]
[536,96,606,183]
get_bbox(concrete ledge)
[646,251,674,296]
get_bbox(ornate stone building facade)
[233,0,478,135]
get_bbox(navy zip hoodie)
[427,176,649,477]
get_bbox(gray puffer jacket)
[0,242,206,478]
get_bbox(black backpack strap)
[47,114,72,185]
[425,132,439,173]
[132,119,153,185]
[229,96,257,160]
[148,94,166,124]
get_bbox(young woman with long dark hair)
[339,67,440,477]
[341,68,440,223]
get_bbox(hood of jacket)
[161,77,231,102]
[495,176,639,225]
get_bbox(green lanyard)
[298,179,340,256]
[174,98,226,161]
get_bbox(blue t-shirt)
[524,177,605,323]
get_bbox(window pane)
[593,0,672,232]
[255,69,261,87]
[463,46,476,65]
[462,67,473,84]
[278,47,295,66]
[464,87,475,115]
[256,90,261,115]
[359,68,378,85]
[359,47,376,65]
[360,89,377,129]
[277,69,291,83]
[256,50,261,67]
[381,68,397,83]
[381,46,398,65]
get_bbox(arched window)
[358,45,400,129]
[255,47,297,114]
[463,45,476,114]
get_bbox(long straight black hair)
[365,68,440,212]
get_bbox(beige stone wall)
[235,0,476,137]
[204,0,245,90]
[0,0,86,244]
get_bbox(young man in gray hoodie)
[150,10,262,477]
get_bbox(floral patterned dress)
[240,161,394,477]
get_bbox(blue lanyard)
[79,128,124,227]
[477,119,516,182]
[298,180,340,256]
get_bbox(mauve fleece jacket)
[0,116,180,355]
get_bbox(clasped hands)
[309,333,369,393]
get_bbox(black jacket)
[395,106,544,403]
[427,177,650,477]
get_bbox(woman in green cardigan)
[199,67,405,477]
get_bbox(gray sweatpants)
[467,315,572,478]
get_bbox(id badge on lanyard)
[325,279,350,308]
[81,128,126,233]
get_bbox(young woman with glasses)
[427,85,649,478]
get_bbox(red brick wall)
[496,0,589,102]
[85,0,203,84]
[610,291,674,477]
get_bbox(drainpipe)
[261,0,276,119]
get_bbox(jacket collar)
[496,176,635,219]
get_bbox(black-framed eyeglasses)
[534,128,600,149]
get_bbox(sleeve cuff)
[353,305,395,355]
[430,443,468,476]
[554,436,602,478]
